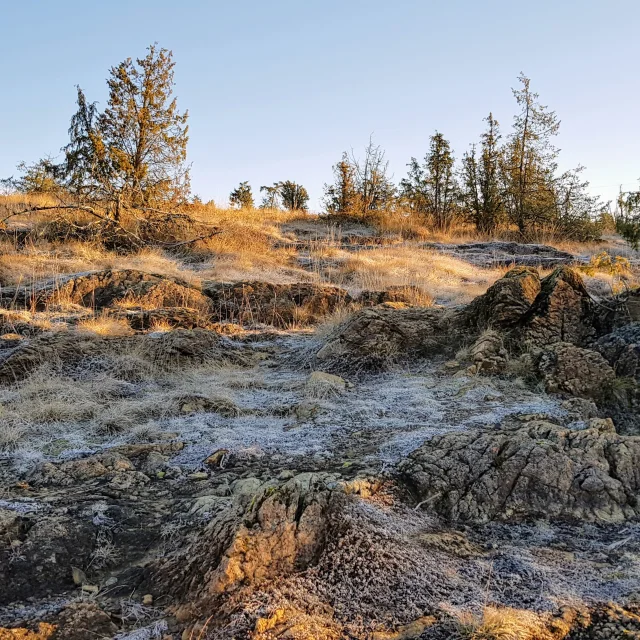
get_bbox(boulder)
[468,330,508,374]
[158,473,341,620]
[399,420,640,523]
[594,322,640,380]
[462,267,541,331]
[202,281,351,327]
[518,267,596,347]
[2,269,212,314]
[316,306,454,374]
[536,342,616,401]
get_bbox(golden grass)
[454,606,554,640]
[77,314,134,337]
[1,196,637,316]
[319,245,506,305]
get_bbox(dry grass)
[0,416,27,451]
[77,314,134,337]
[453,606,554,640]
[0,239,202,287]
[188,204,309,281]
[1,195,637,327]
[316,245,506,304]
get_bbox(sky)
[1,0,638,211]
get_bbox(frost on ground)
[0,334,564,475]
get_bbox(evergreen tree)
[229,181,254,209]
[399,157,431,217]
[323,153,358,214]
[259,181,309,210]
[63,87,118,213]
[461,114,504,234]
[461,146,482,230]
[400,132,458,231]
[502,74,559,235]
[616,186,640,249]
[551,167,604,240]
[98,44,190,210]
[278,181,309,211]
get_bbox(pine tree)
[503,74,559,235]
[461,114,504,234]
[98,44,190,210]
[229,181,254,209]
[278,181,309,211]
[401,132,458,231]
[323,153,358,214]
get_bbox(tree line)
[3,44,639,245]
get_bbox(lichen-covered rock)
[316,306,454,373]
[203,281,351,327]
[468,330,508,374]
[519,267,596,347]
[536,342,615,401]
[463,267,541,331]
[158,473,341,618]
[2,269,213,314]
[399,420,640,523]
[594,322,640,380]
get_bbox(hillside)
[0,200,640,638]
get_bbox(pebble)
[81,584,99,594]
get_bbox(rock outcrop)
[318,267,600,375]
[518,267,596,347]
[399,420,640,523]
[594,322,640,380]
[536,342,616,401]
[316,306,454,373]
[159,473,341,619]
[0,328,248,383]
[1,269,212,314]
[422,240,579,268]
[463,267,542,331]
[202,281,351,327]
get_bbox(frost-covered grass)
[0,334,566,475]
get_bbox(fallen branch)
[0,203,223,251]
[0,204,107,226]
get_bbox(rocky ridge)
[0,264,639,638]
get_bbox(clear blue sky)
[1,0,638,210]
